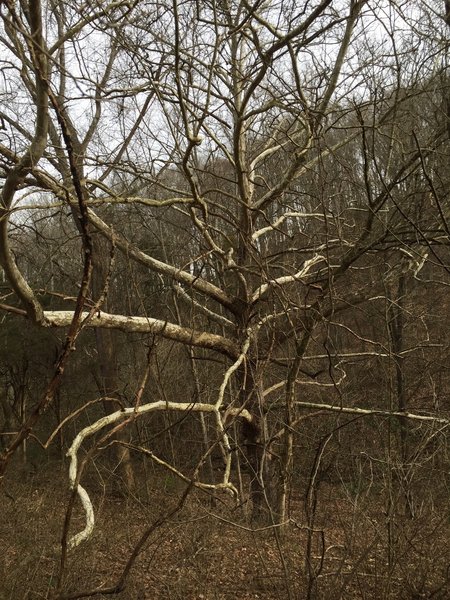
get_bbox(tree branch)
[44,310,240,358]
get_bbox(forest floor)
[1,459,449,600]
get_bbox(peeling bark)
[44,310,240,358]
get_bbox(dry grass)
[1,460,449,600]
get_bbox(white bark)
[44,310,239,358]
[66,400,252,549]
[252,212,326,242]
[293,402,450,426]
[251,255,326,304]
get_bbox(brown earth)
[1,460,449,600]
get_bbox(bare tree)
[0,0,448,552]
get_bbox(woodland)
[0,1,449,598]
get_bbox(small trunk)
[92,237,135,493]
[277,427,294,525]
[242,416,266,520]
[94,324,135,493]
[388,273,412,517]
[240,370,278,523]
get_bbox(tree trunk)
[239,364,277,523]
[388,273,412,516]
[92,235,135,493]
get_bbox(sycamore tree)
[0,0,449,551]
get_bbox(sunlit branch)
[1,139,238,312]
[251,254,326,304]
[44,310,240,358]
[252,212,326,242]
[173,283,235,329]
[66,400,251,548]
[293,402,450,426]
[87,208,238,311]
